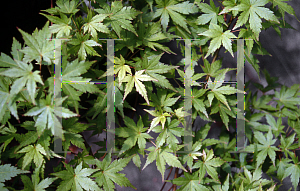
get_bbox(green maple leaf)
[151,118,184,151]
[60,59,100,113]
[95,1,140,37]
[68,33,101,61]
[51,162,101,191]
[47,59,104,114]
[85,92,107,120]
[121,70,158,105]
[21,167,58,191]
[18,22,55,64]
[193,149,224,183]
[115,116,153,155]
[274,85,300,110]
[83,11,110,39]
[0,77,19,122]
[0,122,17,152]
[210,99,236,131]
[279,133,298,159]
[264,114,285,137]
[133,53,178,91]
[91,153,136,191]
[144,109,171,133]
[152,0,198,33]
[136,22,175,54]
[199,24,236,58]
[196,0,227,27]
[238,166,272,189]
[221,0,279,40]
[269,0,298,22]
[275,158,291,181]
[24,94,78,139]
[0,59,44,105]
[62,118,91,152]
[244,128,279,168]
[17,144,47,170]
[191,88,209,119]
[142,146,187,182]
[0,164,29,183]
[146,88,181,113]
[42,0,80,15]
[283,155,300,190]
[166,171,210,191]
[40,12,72,38]
[206,69,245,111]
[182,141,204,171]
[199,59,236,78]
[114,55,132,84]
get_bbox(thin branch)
[160,167,174,191]
[172,167,179,191]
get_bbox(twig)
[172,167,179,191]
[131,92,139,119]
[150,140,156,147]
[160,167,174,191]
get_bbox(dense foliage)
[0,0,300,190]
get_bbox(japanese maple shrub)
[0,0,300,190]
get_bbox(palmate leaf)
[193,149,224,183]
[269,0,298,22]
[151,119,184,151]
[121,70,157,105]
[144,109,171,133]
[47,58,101,114]
[132,53,178,91]
[91,153,136,191]
[244,128,279,167]
[40,12,72,38]
[146,88,181,113]
[115,116,153,155]
[68,33,101,61]
[279,133,297,159]
[62,118,90,151]
[24,94,78,140]
[95,1,140,37]
[136,22,175,54]
[166,171,210,191]
[21,166,58,191]
[17,144,47,170]
[114,55,132,84]
[274,84,300,110]
[0,163,29,183]
[42,0,80,15]
[143,54,178,90]
[83,11,110,39]
[237,166,272,189]
[0,122,17,152]
[199,24,236,58]
[196,0,227,27]
[142,146,187,182]
[0,59,44,105]
[51,162,101,191]
[152,0,198,33]
[182,141,203,171]
[0,77,19,122]
[220,0,279,40]
[18,21,55,64]
[210,99,236,131]
[206,69,245,111]
[283,155,300,190]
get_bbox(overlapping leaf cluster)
[0,0,299,190]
